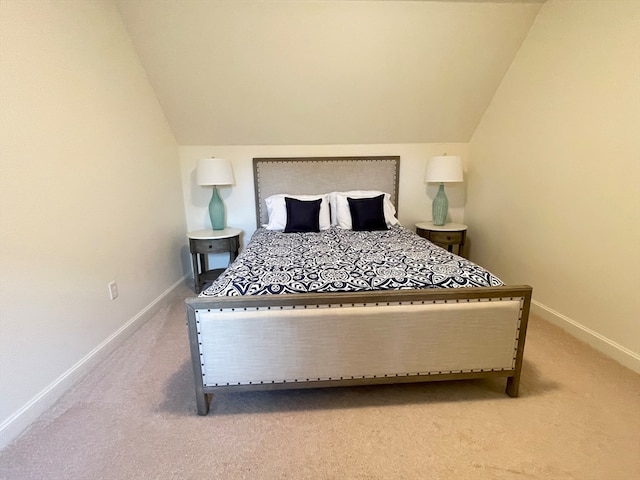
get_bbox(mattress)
[200,226,503,296]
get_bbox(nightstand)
[187,228,241,293]
[415,221,467,257]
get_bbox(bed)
[185,156,532,415]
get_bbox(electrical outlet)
[108,281,118,300]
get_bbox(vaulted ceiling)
[116,0,544,145]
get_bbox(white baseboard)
[531,300,640,374]
[0,275,188,451]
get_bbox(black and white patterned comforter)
[200,226,503,297]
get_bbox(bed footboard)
[185,286,531,415]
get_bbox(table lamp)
[424,155,463,226]
[197,157,234,230]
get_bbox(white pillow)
[264,193,331,230]
[330,190,399,229]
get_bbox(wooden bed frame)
[185,156,532,415]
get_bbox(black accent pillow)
[347,194,388,231]
[284,197,322,233]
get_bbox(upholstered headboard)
[253,156,400,227]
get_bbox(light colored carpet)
[1,284,639,480]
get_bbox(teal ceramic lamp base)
[432,183,448,226]
[208,186,225,230]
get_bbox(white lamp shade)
[424,155,463,183]
[197,158,234,186]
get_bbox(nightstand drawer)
[190,237,238,254]
[427,231,464,245]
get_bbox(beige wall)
[466,0,640,370]
[0,0,188,444]
[179,144,468,266]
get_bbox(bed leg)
[196,392,211,415]
[505,376,520,397]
